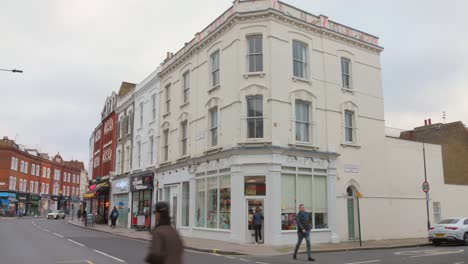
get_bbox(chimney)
[424,120,428,126]
[166,52,171,60]
[428,118,432,125]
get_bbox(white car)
[428,217,468,246]
[47,210,66,220]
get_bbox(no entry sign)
[422,181,430,193]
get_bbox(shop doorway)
[247,199,264,244]
[347,186,358,240]
[164,184,179,227]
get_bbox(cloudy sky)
[1,0,466,169]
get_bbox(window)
[42,167,46,177]
[183,71,190,104]
[292,40,308,79]
[464,219,468,225]
[10,177,17,191]
[41,183,45,194]
[24,162,28,174]
[195,169,231,230]
[139,102,144,128]
[246,95,263,138]
[345,110,355,143]
[247,35,263,72]
[295,101,311,142]
[128,111,133,135]
[66,186,70,196]
[163,129,169,161]
[180,121,188,156]
[341,58,351,89]
[137,141,141,168]
[32,164,36,175]
[209,108,218,147]
[165,84,171,114]
[433,202,441,224]
[20,161,24,172]
[54,169,60,180]
[211,51,220,87]
[36,165,40,176]
[30,181,34,193]
[11,157,15,170]
[151,94,157,120]
[116,118,121,139]
[47,168,50,178]
[35,182,39,193]
[116,150,122,173]
[281,166,328,230]
[149,137,154,165]
[46,184,49,194]
[63,186,66,195]
[72,174,75,184]
[182,182,190,227]
[124,146,130,171]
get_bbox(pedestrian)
[77,208,82,220]
[145,201,184,264]
[82,209,87,227]
[253,206,264,244]
[293,204,314,262]
[110,206,119,228]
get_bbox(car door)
[464,218,468,232]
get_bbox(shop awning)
[88,184,97,191]
[94,182,109,193]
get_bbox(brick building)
[400,120,468,185]
[0,136,83,216]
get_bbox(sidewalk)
[67,219,430,256]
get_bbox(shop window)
[219,175,231,230]
[181,182,190,227]
[195,178,206,228]
[244,176,266,196]
[281,167,328,230]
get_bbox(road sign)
[422,181,430,193]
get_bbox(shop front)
[95,182,110,224]
[40,195,51,216]
[111,177,130,228]
[62,196,71,215]
[0,192,17,216]
[29,194,40,216]
[17,193,28,216]
[50,195,60,211]
[130,172,153,230]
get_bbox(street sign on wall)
[422,181,430,193]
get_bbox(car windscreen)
[437,219,459,224]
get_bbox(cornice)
[159,8,383,78]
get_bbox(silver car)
[428,217,468,246]
[47,210,66,220]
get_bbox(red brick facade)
[91,112,116,179]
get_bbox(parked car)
[429,217,468,246]
[47,210,66,220]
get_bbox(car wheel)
[55,215,58,220]
[464,233,468,246]
[433,241,441,247]
[63,216,65,219]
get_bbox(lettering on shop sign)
[131,175,153,192]
[285,156,329,169]
[195,158,230,173]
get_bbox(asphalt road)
[0,217,466,264]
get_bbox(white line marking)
[93,250,125,263]
[53,233,64,238]
[453,262,464,264]
[68,239,85,247]
[43,229,50,232]
[239,259,250,262]
[256,262,269,264]
[344,260,381,264]
[225,256,236,259]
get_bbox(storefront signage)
[285,156,329,169]
[131,173,154,192]
[112,179,130,194]
[0,182,6,186]
[17,194,27,201]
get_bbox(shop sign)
[131,173,154,192]
[30,195,40,201]
[112,179,130,194]
[17,194,27,201]
[0,182,6,186]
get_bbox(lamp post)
[0,68,23,73]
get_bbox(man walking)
[145,201,184,264]
[293,204,314,261]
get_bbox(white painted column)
[328,158,340,243]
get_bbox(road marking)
[239,259,250,262]
[43,229,51,232]
[453,262,464,264]
[67,239,85,247]
[256,262,269,264]
[395,249,464,258]
[53,233,64,238]
[226,256,236,259]
[344,260,381,264]
[93,250,125,263]
[56,261,93,264]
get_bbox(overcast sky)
[1,0,466,170]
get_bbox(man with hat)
[145,201,184,264]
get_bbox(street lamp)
[0,68,23,73]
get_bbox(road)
[0,217,466,264]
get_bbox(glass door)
[247,199,264,243]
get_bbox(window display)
[196,178,206,227]
[244,176,266,196]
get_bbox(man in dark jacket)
[110,206,119,228]
[145,201,184,264]
[293,204,314,261]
